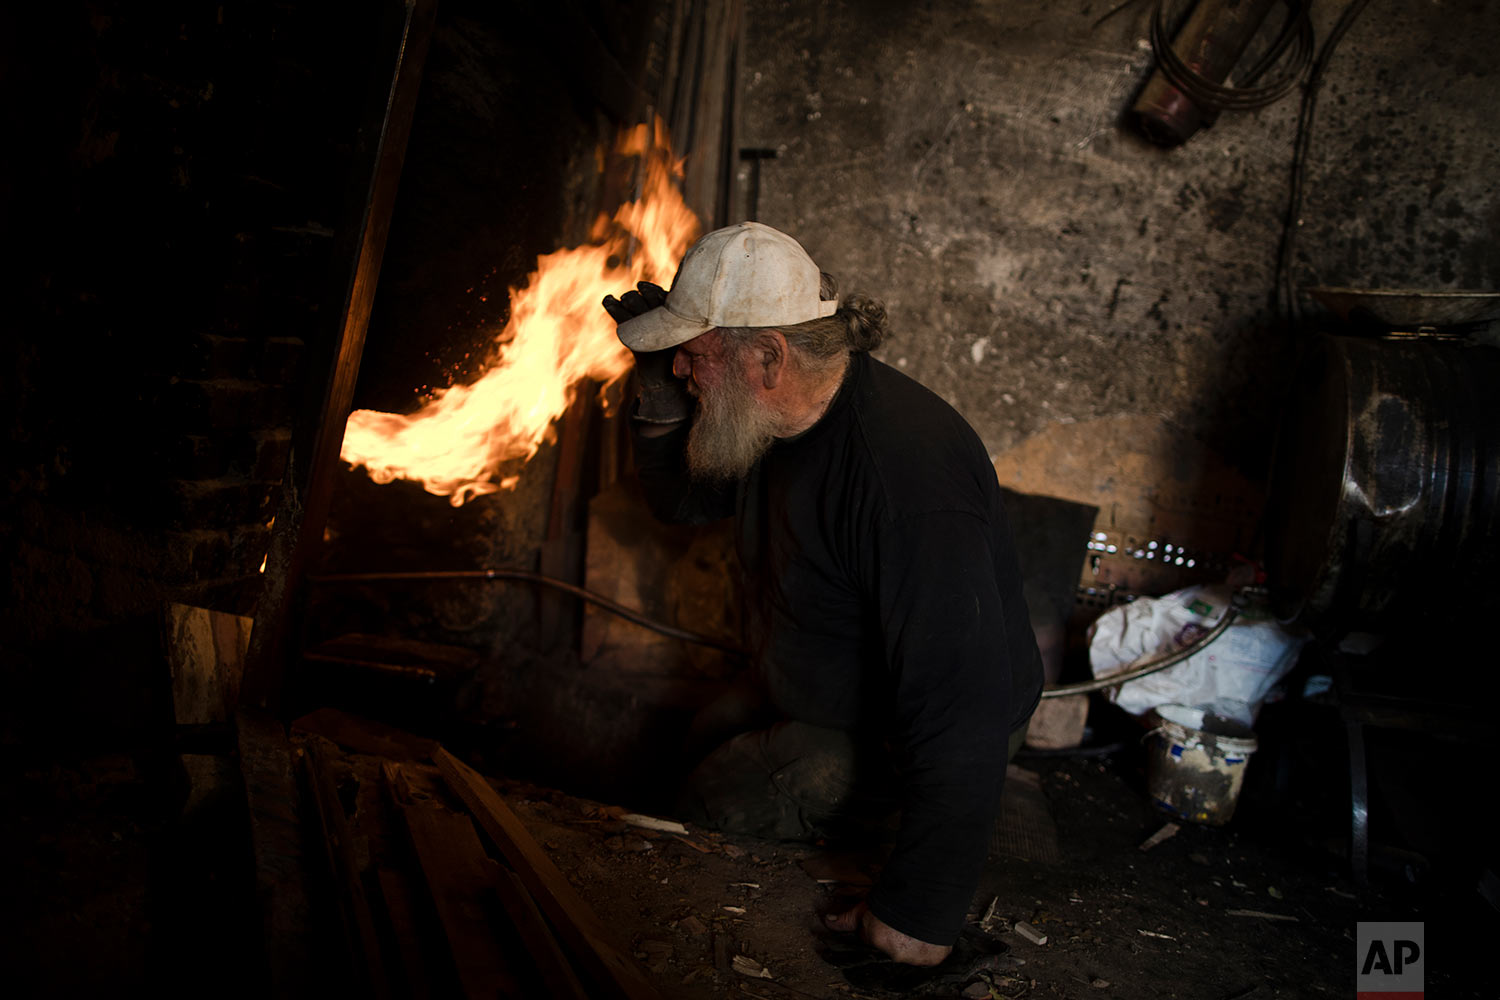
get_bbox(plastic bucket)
[1146,704,1258,825]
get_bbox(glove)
[602,281,694,424]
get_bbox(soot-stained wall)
[738,0,1499,583]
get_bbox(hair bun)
[842,294,888,353]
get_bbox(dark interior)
[5,1,1498,996]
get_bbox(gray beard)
[684,374,780,482]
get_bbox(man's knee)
[679,722,868,841]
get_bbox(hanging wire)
[1274,0,1376,325]
[1147,0,1315,113]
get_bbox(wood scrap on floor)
[244,707,662,999]
[300,741,389,998]
[236,707,314,996]
[433,747,662,1000]
[293,707,438,760]
[166,603,253,725]
[798,849,880,886]
[1138,821,1181,852]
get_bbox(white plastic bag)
[1087,585,1307,725]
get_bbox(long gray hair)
[720,273,889,372]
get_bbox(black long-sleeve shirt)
[633,350,1043,944]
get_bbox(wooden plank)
[236,707,314,997]
[667,0,706,150]
[432,747,662,1000]
[292,706,439,761]
[302,633,481,684]
[241,0,439,712]
[656,0,689,117]
[386,764,525,1000]
[299,742,390,998]
[375,867,432,1000]
[493,866,591,1000]
[539,387,596,649]
[717,10,743,228]
[165,603,253,724]
[674,0,743,226]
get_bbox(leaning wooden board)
[432,747,662,1000]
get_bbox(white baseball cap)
[616,221,839,352]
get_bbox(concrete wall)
[738,0,1499,591]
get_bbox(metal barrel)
[1264,335,1500,629]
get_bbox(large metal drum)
[1265,335,1500,629]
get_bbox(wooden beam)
[236,708,314,997]
[375,867,433,1000]
[165,603,254,725]
[539,387,596,649]
[386,764,527,1000]
[243,0,440,712]
[299,741,391,998]
[432,747,662,1000]
[291,706,439,761]
[493,866,591,1000]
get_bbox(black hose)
[1016,741,1129,759]
[1148,0,1314,113]
[308,569,746,657]
[1274,0,1374,325]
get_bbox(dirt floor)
[6,713,1494,999]
[508,743,1490,1000]
[511,760,1330,1000]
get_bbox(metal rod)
[308,569,745,657]
[1039,595,1243,698]
[314,572,1247,692]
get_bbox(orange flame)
[339,119,700,505]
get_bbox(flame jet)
[340,119,699,505]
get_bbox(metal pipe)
[1039,594,1243,698]
[312,570,1246,698]
[308,569,745,657]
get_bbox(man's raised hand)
[602,281,691,424]
[602,280,667,323]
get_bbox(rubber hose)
[312,570,1246,698]
[1039,597,1243,698]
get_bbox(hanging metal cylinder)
[1264,335,1500,630]
[1133,0,1282,145]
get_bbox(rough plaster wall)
[739,0,1500,554]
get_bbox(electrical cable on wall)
[1148,0,1314,113]
[1274,0,1375,325]
[1131,0,1314,145]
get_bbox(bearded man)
[603,222,1043,967]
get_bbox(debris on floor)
[1138,821,1180,852]
[1013,920,1049,945]
[218,707,1407,998]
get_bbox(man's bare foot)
[824,901,953,966]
